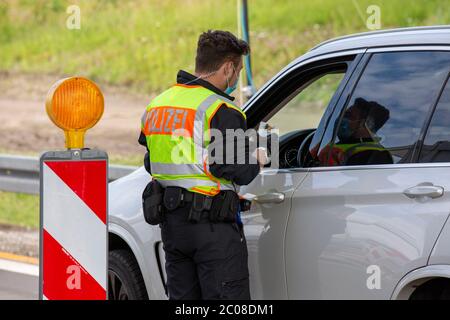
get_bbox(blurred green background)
[1,0,450,93]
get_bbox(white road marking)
[0,258,39,277]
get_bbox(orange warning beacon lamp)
[45,77,104,149]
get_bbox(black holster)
[188,192,213,223]
[142,179,165,225]
[209,190,240,223]
[163,187,184,211]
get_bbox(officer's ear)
[221,60,234,78]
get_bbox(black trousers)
[160,205,250,300]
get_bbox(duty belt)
[163,186,213,211]
[163,186,239,223]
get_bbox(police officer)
[138,30,266,300]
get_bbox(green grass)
[0,191,39,229]
[1,0,450,93]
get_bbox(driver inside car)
[322,97,393,166]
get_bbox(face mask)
[225,82,238,95]
[225,64,239,95]
[337,117,354,141]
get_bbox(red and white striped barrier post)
[39,77,108,300]
[40,150,108,300]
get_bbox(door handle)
[253,192,285,204]
[403,182,444,199]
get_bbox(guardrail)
[0,154,138,195]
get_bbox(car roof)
[274,26,450,75]
[296,26,450,61]
[313,25,450,50]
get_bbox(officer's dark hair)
[195,30,250,73]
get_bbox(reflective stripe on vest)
[142,85,245,195]
[331,142,388,165]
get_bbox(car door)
[422,71,450,267]
[285,48,450,299]
[239,51,364,299]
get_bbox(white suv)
[108,26,450,300]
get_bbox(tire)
[410,278,450,300]
[108,249,148,300]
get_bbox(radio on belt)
[39,77,108,300]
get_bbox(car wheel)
[108,249,148,300]
[409,278,450,300]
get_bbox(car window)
[324,51,450,167]
[419,76,450,162]
[244,56,356,129]
[268,72,345,136]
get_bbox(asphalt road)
[0,259,38,300]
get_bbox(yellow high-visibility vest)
[141,84,245,196]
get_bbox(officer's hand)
[256,147,269,168]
